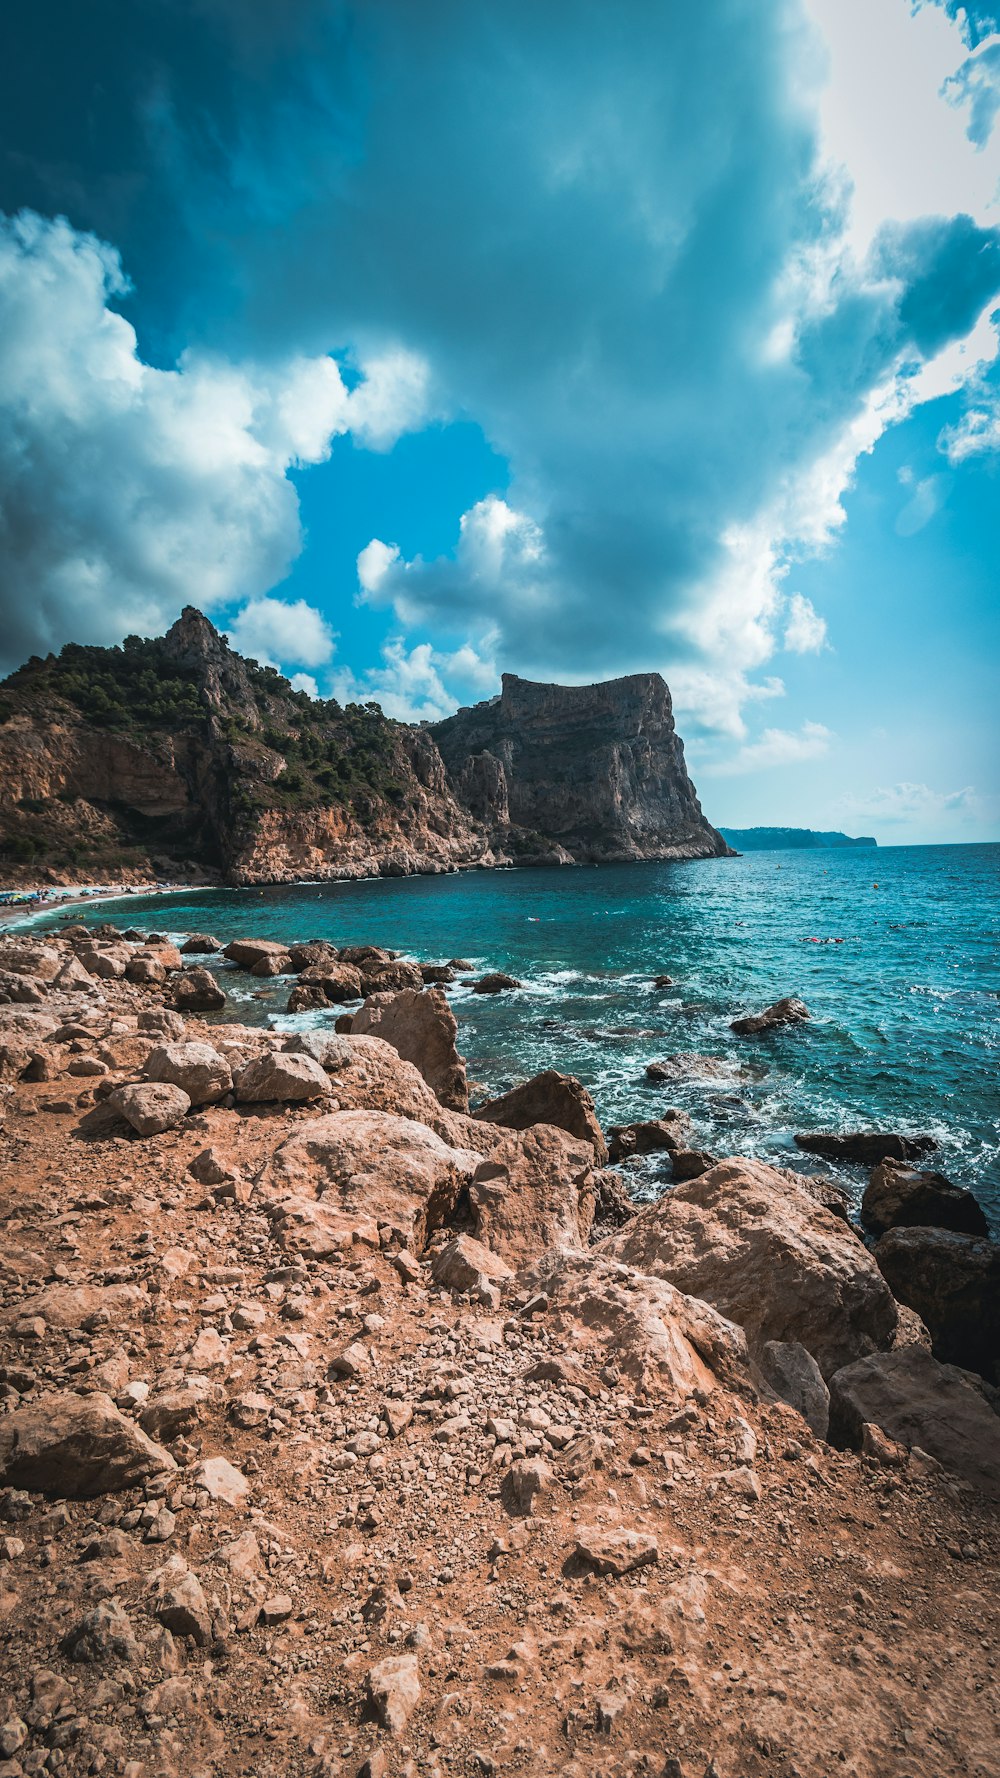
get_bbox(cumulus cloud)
[0,211,431,672]
[225,596,336,670]
[702,721,834,775]
[783,593,828,652]
[328,635,499,723]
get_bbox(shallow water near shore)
[28,841,1000,1226]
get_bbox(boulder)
[861,1161,988,1238]
[261,1109,480,1250]
[731,997,809,1036]
[366,1653,420,1736]
[153,1561,213,1644]
[2,1283,145,1332]
[874,1226,999,1379]
[172,968,227,1012]
[794,1131,936,1165]
[0,942,62,981]
[523,1248,749,1398]
[146,1041,233,1106]
[125,952,166,985]
[828,1346,1000,1499]
[181,934,222,953]
[296,962,364,1002]
[140,1377,219,1441]
[250,949,293,977]
[138,1008,185,1038]
[287,940,340,971]
[474,1069,607,1162]
[431,1234,513,1297]
[572,1526,660,1577]
[287,1032,457,1135]
[670,1149,718,1182]
[359,959,426,996]
[234,1051,331,1103]
[223,938,292,971]
[472,972,522,994]
[108,1081,191,1135]
[61,1600,141,1664]
[756,1340,830,1438]
[601,1158,898,1378]
[0,1391,175,1495]
[607,1115,690,1164]
[350,986,469,1111]
[285,984,329,1013]
[464,1126,600,1267]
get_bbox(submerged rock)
[794,1130,936,1165]
[731,997,810,1036]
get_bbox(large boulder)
[223,938,292,971]
[608,1115,691,1164]
[172,968,227,1012]
[522,1249,749,1399]
[474,1069,608,1163]
[108,1081,191,1135]
[874,1227,999,1380]
[145,1041,233,1106]
[828,1346,1000,1499]
[0,942,62,982]
[0,1391,176,1496]
[601,1158,898,1378]
[794,1131,936,1165]
[731,997,809,1036]
[261,1109,480,1251]
[180,934,222,953]
[464,1126,601,1267]
[295,962,364,1003]
[472,972,522,994]
[284,1033,460,1136]
[350,987,469,1111]
[2,1283,145,1333]
[861,1161,988,1239]
[357,959,425,996]
[756,1340,830,1439]
[234,1051,331,1103]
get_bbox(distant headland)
[719,827,876,851]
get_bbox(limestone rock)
[874,1226,999,1379]
[153,1558,213,1644]
[731,997,810,1036]
[474,1069,607,1162]
[465,1126,600,1267]
[861,1161,988,1238]
[757,1340,830,1439]
[366,1652,421,1735]
[262,1109,479,1250]
[431,1234,513,1297]
[794,1130,936,1165]
[145,1040,233,1106]
[108,1080,191,1135]
[351,986,469,1111]
[234,1050,331,1103]
[572,1526,659,1576]
[607,1115,690,1164]
[0,1391,175,1496]
[828,1346,1000,1499]
[223,938,293,971]
[602,1157,898,1377]
[190,1456,250,1505]
[181,933,222,952]
[61,1600,141,1663]
[172,968,227,1012]
[472,972,522,994]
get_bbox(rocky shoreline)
[0,924,997,1777]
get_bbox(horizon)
[1,1,999,848]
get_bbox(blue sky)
[0,0,998,843]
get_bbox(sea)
[26,841,1000,1229]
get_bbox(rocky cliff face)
[431,672,731,862]
[0,616,728,883]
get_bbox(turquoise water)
[28,843,1000,1226]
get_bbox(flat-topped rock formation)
[431,671,732,863]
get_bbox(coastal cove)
[27,839,1000,1226]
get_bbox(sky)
[0,0,998,845]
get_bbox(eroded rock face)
[464,1126,601,1267]
[351,987,469,1112]
[874,1226,999,1380]
[861,1162,989,1239]
[430,671,731,862]
[828,1346,1000,1499]
[757,1341,830,1439]
[601,1158,898,1378]
[474,1070,607,1161]
[0,1392,176,1496]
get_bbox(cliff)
[720,827,877,851]
[0,614,728,883]
[430,671,731,862]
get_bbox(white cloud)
[938,387,1000,457]
[357,538,402,595]
[703,721,834,776]
[783,592,828,653]
[329,635,499,723]
[0,211,432,672]
[895,467,950,534]
[226,597,336,670]
[289,672,320,698]
[840,781,978,822]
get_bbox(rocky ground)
[0,928,997,1778]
